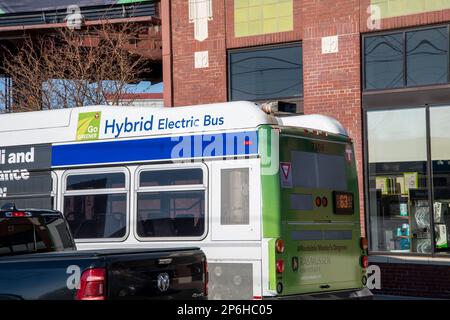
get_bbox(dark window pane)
[64,194,126,239]
[229,44,302,100]
[364,33,404,89]
[0,216,75,256]
[140,169,203,187]
[66,173,125,190]
[137,191,205,237]
[291,151,347,190]
[407,27,448,86]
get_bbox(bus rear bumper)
[268,287,373,300]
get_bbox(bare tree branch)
[0,21,152,112]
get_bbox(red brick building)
[161,0,450,298]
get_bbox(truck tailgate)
[105,249,207,299]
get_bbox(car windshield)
[0,214,76,257]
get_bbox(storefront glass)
[367,108,431,253]
[430,106,450,253]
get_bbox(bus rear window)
[291,150,347,190]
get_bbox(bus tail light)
[315,196,322,207]
[360,256,369,269]
[276,260,285,273]
[360,237,368,250]
[275,239,285,253]
[76,268,106,300]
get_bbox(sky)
[0,80,164,112]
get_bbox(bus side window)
[63,171,128,240]
[221,168,249,225]
[136,167,206,239]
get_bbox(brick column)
[302,0,365,234]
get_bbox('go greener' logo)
[77,112,101,141]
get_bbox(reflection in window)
[140,169,203,187]
[364,33,404,89]
[0,216,75,256]
[407,27,448,86]
[367,108,431,253]
[137,191,205,237]
[67,173,125,190]
[430,106,450,253]
[64,194,127,239]
[229,44,302,101]
[137,168,206,238]
[221,168,249,225]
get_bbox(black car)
[0,203,208,300]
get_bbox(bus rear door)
[277,130,366,296]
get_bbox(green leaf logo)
[77,112,101,141]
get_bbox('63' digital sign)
[333,191,354,215]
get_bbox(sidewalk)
[374,294,439,300]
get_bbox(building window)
[136,167,206,239]
[367,108,430,253]
[367,106,450,255]
[363,26,449,90]
[364,33,404,89]
[63,170,128,240]
[430,106,450,252]
[407,28,448,86]
[228,43,303,101]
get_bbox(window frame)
[134,163,208,242]
[51,171,57,210]
[227,41,304,102]
[62,167,130,243]
[362,24,450,92]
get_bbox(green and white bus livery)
[0,101,372,299]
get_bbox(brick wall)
[372,263,450,298]
[169,0,227,106]
[360,0,450,33]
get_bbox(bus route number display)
[333,191,354,215]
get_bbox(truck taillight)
[276,259,285,273]
[204,260,208,297]
[275,239,285,253]
[5,211,31,217]
[76,268,106,300]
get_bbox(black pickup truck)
[0,205,208,300]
